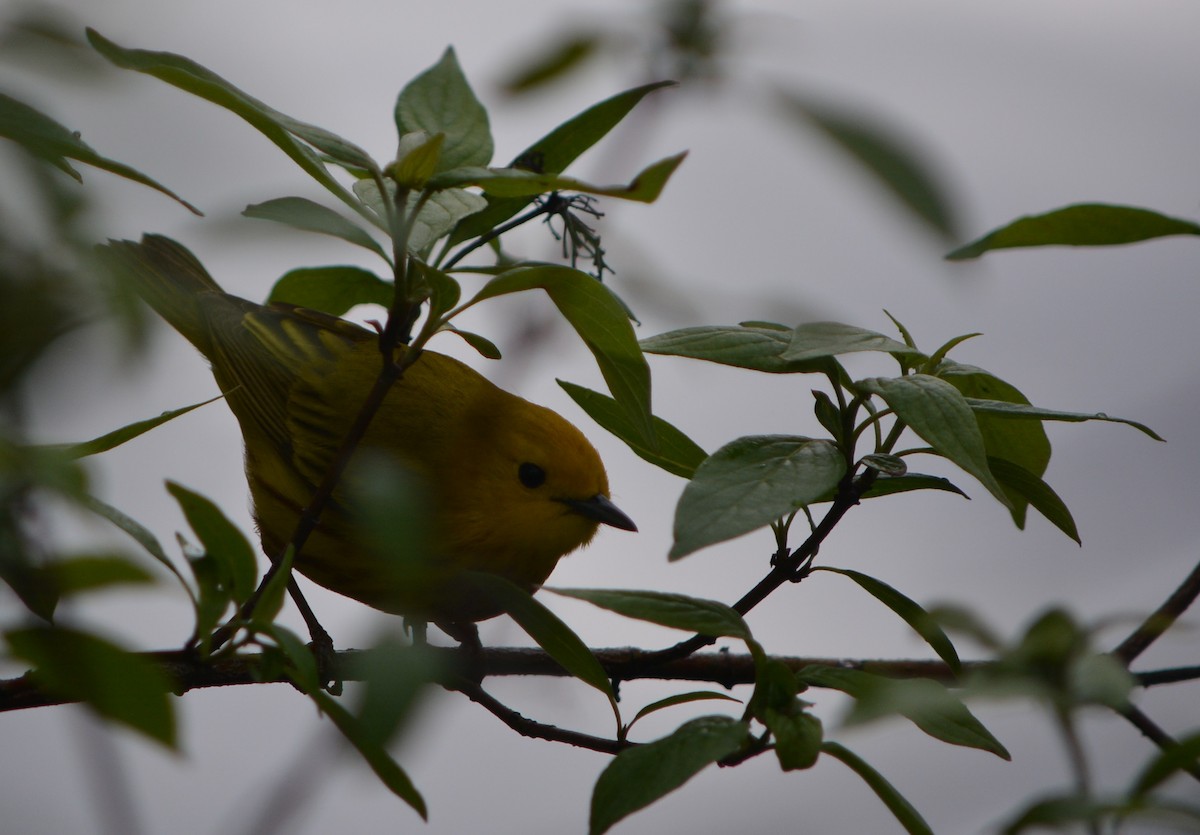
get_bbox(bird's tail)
[97,234,226,354]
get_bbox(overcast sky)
[4,1,1200,833]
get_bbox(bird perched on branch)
[100,235,635,631]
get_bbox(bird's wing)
[216,304,370,476]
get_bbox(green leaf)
[937,361,1050,528]
[463,264,653,448]
[394,47,492,174]
[461,573,614,701]
[86,29,378,226]
[813,390,843,441]
[412,260,461,319]
[821,741,933,835]
[40,554,155,596]
[353,179,487,252]
[590,716,750,835]
[441,326,501,359]
[0,442,86,500]
[987,457,1079,543]
[641,324,826,374]
[777,90,957,238]
[244,197,390,261]
[858,473,968,500]
[7,626,176,747]
[166,481,257,606]
[427,152,687,204]
[963,397,1163,441]
[82,495,193,597]
[1070,652,1135,709]
[999,794,1200,834]
[861,453,907,476]
[59,395,222,459]
[947,203,1200,260]
[780,321,925,364]
[448,81,675,245]
[249,546,293,627]
[0,91,199,213]
[627,691,742,731]
[812,567,960,671]
[1131,731,1200,797]
[308,689,427,819]
[884,309,918,350]
[748,658,802,718]
[926,332,981,368]
[350,638,439,755]
[763,708,823,771]
[799,666,1009,759]
[267,266,393,316]
[670,435,846,559]
[857,374,1010,508]
[391,130,445,188]
[558,381,706,478]
[501,34,600,93]
[265,624,321,694]
[549,587,752,640]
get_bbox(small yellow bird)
[101,235,635,627]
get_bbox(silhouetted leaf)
[948,203,1200,260]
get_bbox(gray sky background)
[3,1,1199,833]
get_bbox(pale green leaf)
[394,47,492,173]
[857,374,1010,508]
[781,321,925,363]
[244,197,389,261]
[671,436,846,559]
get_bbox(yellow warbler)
[101,235,635,626]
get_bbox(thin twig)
[1135,666,1200,688]
[441,199,560,271]
[1116,702,1200,785]
[1111,557,1200,666]
[1053,708,1099,835]
[450,678,625,754]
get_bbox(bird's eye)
[518,462,546,489]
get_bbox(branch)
[450,678,626,755]
[1111,557,1200,667]
[0,646,964,713]
[4,645,1197,715]
[619,469,880,672]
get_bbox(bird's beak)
[561,494,637,532]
